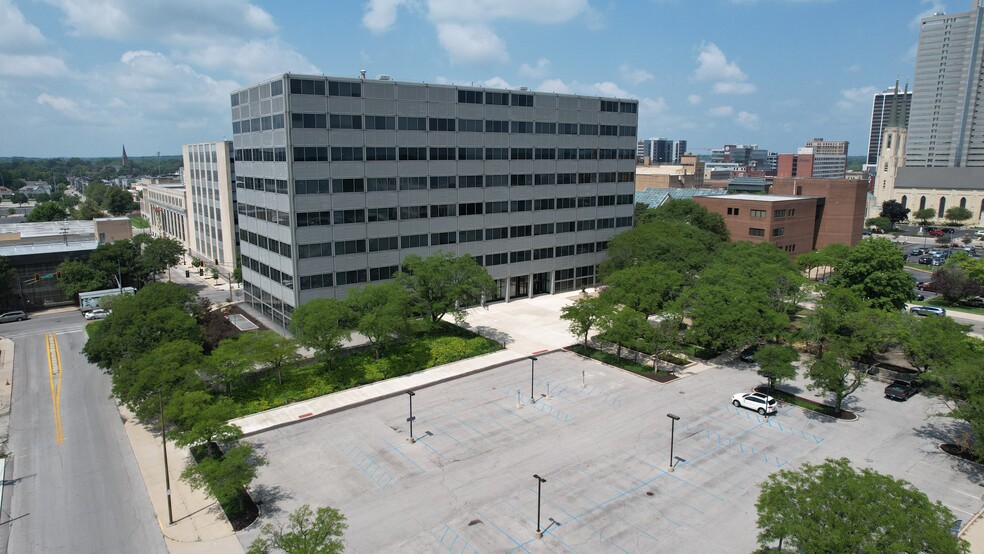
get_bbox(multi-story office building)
[142,183,188,245]
[637,138,687,164]
[866,86,911,167]
[777,140,848,179]
[231,74,638,328]
[709,144,769,169]
[182,141,238,271]
[908,2,984,167]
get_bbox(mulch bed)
[636,370,680,384]
[940,444,984,465]
[754,385,858,420]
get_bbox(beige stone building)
[635,154,704,190]
[182,141,237,271]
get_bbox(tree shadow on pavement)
[249,484,293,518]
[460,325,513,347]
[913,418,984,485]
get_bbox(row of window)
[240,229,292,258]
[293,201,634,227]
[285,174,636,195]
[748,227,786,237]
[296,243,609,292]
[242,255,294,290]
[291,218,631,260]
[286,78,362,98]
[235,112,637,137]
[236,147,287,162]
[231,79,284,106]
[282,146,637,164]
[236,203,291,226]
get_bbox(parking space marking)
[474,510,531,553]
[429,523,480,554]
[380,437,426,474]
[338,442,398,489]
[458,400,524,439]
[539,483,634,554]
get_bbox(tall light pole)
[667,413,680,472]
[529,356,538,404]
[159,392,174,525]
[533,474,546,538]
[406,391,416,443]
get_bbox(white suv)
[732,392,778,415]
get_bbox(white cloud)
[484,76,513,89]
[363,0,408,33]
[736,111,760,129]
[175,38,320,82]
[694,42,756,95]
[365,0,592,65]
[535,79,631,98]
[835,85,879,112]
[0,54,68,77]
[687,94,702,106]
[708,105,734,117]
[640,97,668,116]
[436,23,509,64]
[912,0,946,28]
[619,63,653,85]
[520,58,550,79]
[0,0,46,51]
[36,93,92,121]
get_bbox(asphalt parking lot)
[238,351,984,552]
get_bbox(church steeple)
[888,77,900,128]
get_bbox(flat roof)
[701,194,817,202]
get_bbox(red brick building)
[693,178,867,256]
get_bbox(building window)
[919,196,926,210]
[750,209,766,218]
[939,197,946,214]
[727,207,740,216]
[772,228,784,237]
[749,228,765,237]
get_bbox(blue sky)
[0,0,954,158]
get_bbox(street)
[0,313,165,553]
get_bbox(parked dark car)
[918,256,933,265]
[910,248,926,256]
[941,228,955,234]
[885,380,918,401]
[916,281,937,291]
[739,344,760,363]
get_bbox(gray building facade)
[908,2,984,167]
[231,74,638,328]
[866,86,912,166]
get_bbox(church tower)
[870,80,908,217]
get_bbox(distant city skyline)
[0,0,954,157]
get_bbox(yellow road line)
[44,333,64,445]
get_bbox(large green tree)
[754,345,799,393]
[805,347,865,414]
[600,263,684,316]
[111,339,204,421]
[560,295,614,348]
[597,306,648,359]
[56,259,108,297]
[945,206,973,225]
[635,198,730,241]
[921,336,984,458]
[247,504,347,554]
[901,314,975,373]
[249,331,301,386]
[600,219,720,278]
[756,458,967,553]
[879,199,910,229]
[913,207,936,224]
[346,282,415,358]
[205,334,259,393]
[141,237,185,279]
[105,186,138,215]
[828,237,913,311]
[181,442,266,515]
[398,252,497,324]
[26,201,68,222]
[289,298,352,370]
[166,392,243,448]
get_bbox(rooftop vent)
[378,74,391,81]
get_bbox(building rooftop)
[704,194,817,202]
[635,187,727,208]
[895,167,984,190]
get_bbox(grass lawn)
[569,344,678,382]
[224,321,502,416]
[129,215,149,229]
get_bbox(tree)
[56,259,109,296]
[921,336,984,458]
[799,286,896,358]
[111,339,205,421]
[913,207,936,224]
[600,263,684,316]
[600,220,720,278]
[74,199,104,220]
[247,504,347,554]
[346,282,415,358]
[828,237,913,311]
[206,334,259,393]
[933,265,982,304]
[756,458,967,553]
[398,252,498,324]
[679,282,789,354]
[26,201,68,222]
[105,186,137,215]
[864,216,891,232]
[901,314,975,373]
[945,206,973,225]
[289,298,352,370]
[250,331,301,386]
[754,345,798,393]
[0,256,18,300]
[165,392,243,448]
[140,237,185,279]
[805,347,865,414]
[632,202,653,227]
[10,192,27,205]
[560,295,614,348]
[645,314,682,372]
[181,442,266,515]
[879,199,910,229]
[638,199,730,241]
[598,306,648,359]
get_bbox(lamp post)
[533,474,546,538]
[667,413,680,472]
[529,356,538,404]
[159,391,174,525]
[406,391,416,443]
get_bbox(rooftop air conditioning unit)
[378,75,391,81]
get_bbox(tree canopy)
[398,252,498,324]
[600,219,721,278]
[756,457,967,553]
[635,199,730,241]
[828,237,913,311]
[289,298,352,370]
[26,201,68,222]
[879,199,910,228]
[247,504,347,554]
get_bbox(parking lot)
[238,351,984,552]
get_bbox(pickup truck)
[885,380,918,401]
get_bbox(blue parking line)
[426,421,477,455]
[438,407,490,441]
[429,524,479,554]
[579,459,698,525]
[629,453,726,502]
[546,479,633,553]
[460,401,523,438]
[381,437,426,474]
[601,455,709,515]
[474,510,531,553]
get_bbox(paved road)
[1,314,165,553]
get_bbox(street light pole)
[533,474,546,538]
[159,391,174,525]
[406,391,416,443]
[667,413,680,472]
[529,356,538,404]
